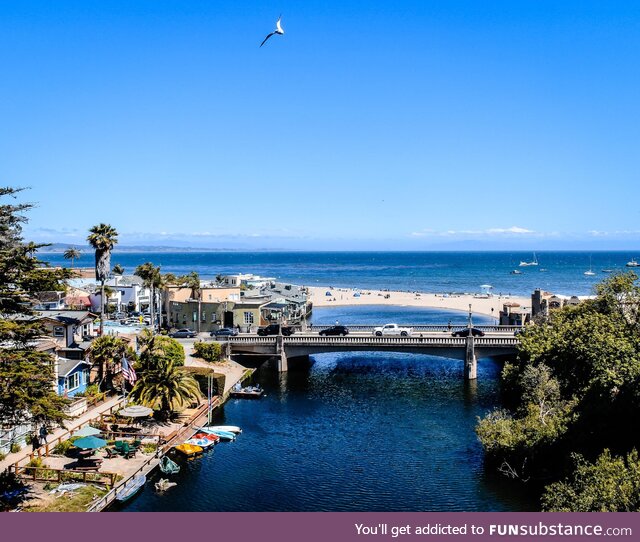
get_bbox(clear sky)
[2,1,640,250]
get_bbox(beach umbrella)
[480,285,493,289]
[117,405,153,418]
[325,291,332,296]
[73,435,107,450]
[72,426,102,438]
[353,292,361,297]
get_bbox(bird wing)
[260,32,276,47]
[276,18,283,33]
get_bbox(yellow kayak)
[174,443,203,457]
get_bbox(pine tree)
[0,187,73,428]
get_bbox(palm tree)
[135,262,161,331]
[88,335,132,390]
[181,271,201,332]
[63,247,81,268]
[129,357,201,420]
[87,223,118,336]
[112,263,124,275]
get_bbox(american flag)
[121,355,137,385]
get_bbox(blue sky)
[2,1,640,250]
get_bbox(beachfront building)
[499,302,531,326]
[220,274,276,289]
[531,289,588,319]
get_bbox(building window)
[67,372,80,391]
[201,311,206,322]
[53,326,65,337]
[244,312,254,324]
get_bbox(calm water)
[118,306,536,512]
[40,250,637,296]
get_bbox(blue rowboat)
[196,427,236,441]
[115,475,146,502]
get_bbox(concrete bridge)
[225,327,521,380]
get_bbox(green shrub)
[141,442,157,454]
[193,342,222,362]
[0,452,6,461]
[10,443,21,454]
[52,436,79,456]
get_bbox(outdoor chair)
[104,447,118,459]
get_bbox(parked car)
[319,325,349,336]
[257,324,294,336]
[170,328,197,338]
[452,328,485,337]
[211,327,239,338]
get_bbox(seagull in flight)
[260,16,284,47]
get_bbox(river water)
[118,306,536,512]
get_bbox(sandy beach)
[308,286,530,318]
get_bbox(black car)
[257,324,294,336]
[170,328,197,338]
[452,327,485,337]
[319,325,349,336]
[211,327,239,337]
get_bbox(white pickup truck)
[373,323,413,337]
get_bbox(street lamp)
[468,304,473,328]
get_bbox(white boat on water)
[519,253,539,267]
[585,256,596,276]
[626,259,639,268]
[200,425,242,434]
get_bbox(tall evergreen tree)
[0,187,72,429]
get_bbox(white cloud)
[410,226,535,237]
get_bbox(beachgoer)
[39,425,48,444]
[31,432,40,452]
[447,320,452,331]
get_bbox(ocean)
[39,250,638,297]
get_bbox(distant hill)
[37,243,288,253]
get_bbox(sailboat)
[519,253,539,267]
[584,256,596,276]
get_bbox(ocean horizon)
[38,250,640,297]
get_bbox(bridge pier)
[276,335,288,372]
[465,336,477,380]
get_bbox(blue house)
[57,358,91,397]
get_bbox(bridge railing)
[228,336,520,347]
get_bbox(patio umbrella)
[73,435,107,450]
[72,426,101,438]
[117,405,153,418]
